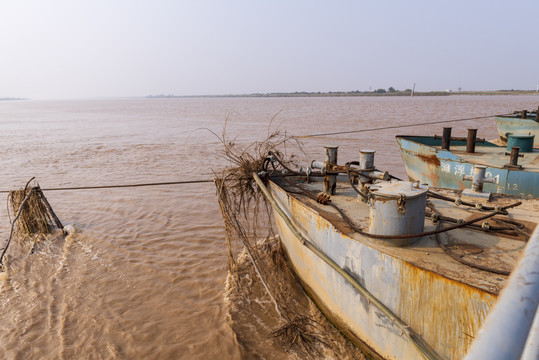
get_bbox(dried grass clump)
[213,124,302,277]
[214,127,334,357]
[212,125,301,270]
[7,180,61,241]
[272,314,330,356]
[217,128,299,201]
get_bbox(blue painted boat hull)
[396,136,539,198]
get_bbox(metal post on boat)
[324,146,338,195]
[470,165,487,192]
[466,129,478,153]
[359,150,375,170]
[358,150,376,199]
[505,146,524,168]
[442,127,452,150]
[462,165,495,200]
[521,110,528,119]
[536,106,539,122]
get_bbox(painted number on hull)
[485,172,500,185]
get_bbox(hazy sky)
[1,1,538,99]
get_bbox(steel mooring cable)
[297,114,506,138]
[429,203,512,276]
[0,179,215,194]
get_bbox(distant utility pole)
[536,82,538,93]
[411,83,416,97]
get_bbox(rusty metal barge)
[254,147,539,360]
[396,127,538,198]
[496,109,539,146]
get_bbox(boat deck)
[446,145,539,172]
[275,177,539,294]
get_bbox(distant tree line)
[372,87,413,93]
[145,88,537,99]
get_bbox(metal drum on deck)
[367,181,428,247]
[506,134,535,153]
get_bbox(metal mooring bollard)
[462,165,495,197]
[324,146,338,195]
[505,146,524,167]
[466,128,478,153]
[359,150,375,171]
[442,127,452,150]
[357,150,375,201]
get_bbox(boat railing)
[464,225,539,360]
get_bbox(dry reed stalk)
[214,127,335,357]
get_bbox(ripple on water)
[0,96,537,358]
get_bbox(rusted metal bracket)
[311,146,338,195]
[311,147,391,198]
[324,146,338,195]
[316,193,331,205]
[397,194,406,214]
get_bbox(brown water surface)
[0,95,537,359]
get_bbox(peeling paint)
[397,260,496,359]
[396,136,539,197]
[267,180,514,359]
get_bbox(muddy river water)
[0,95,537,359]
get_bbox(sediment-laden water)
[0,95,537,359]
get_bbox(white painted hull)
[269,182,497,360]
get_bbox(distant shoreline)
[146,90,539,99]
[0,97,26,101]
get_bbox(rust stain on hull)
[280,246,386,360]
[401,148,443,187]
[423,168,440,187]
[397,261,497,359]
[416,152,441,167]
